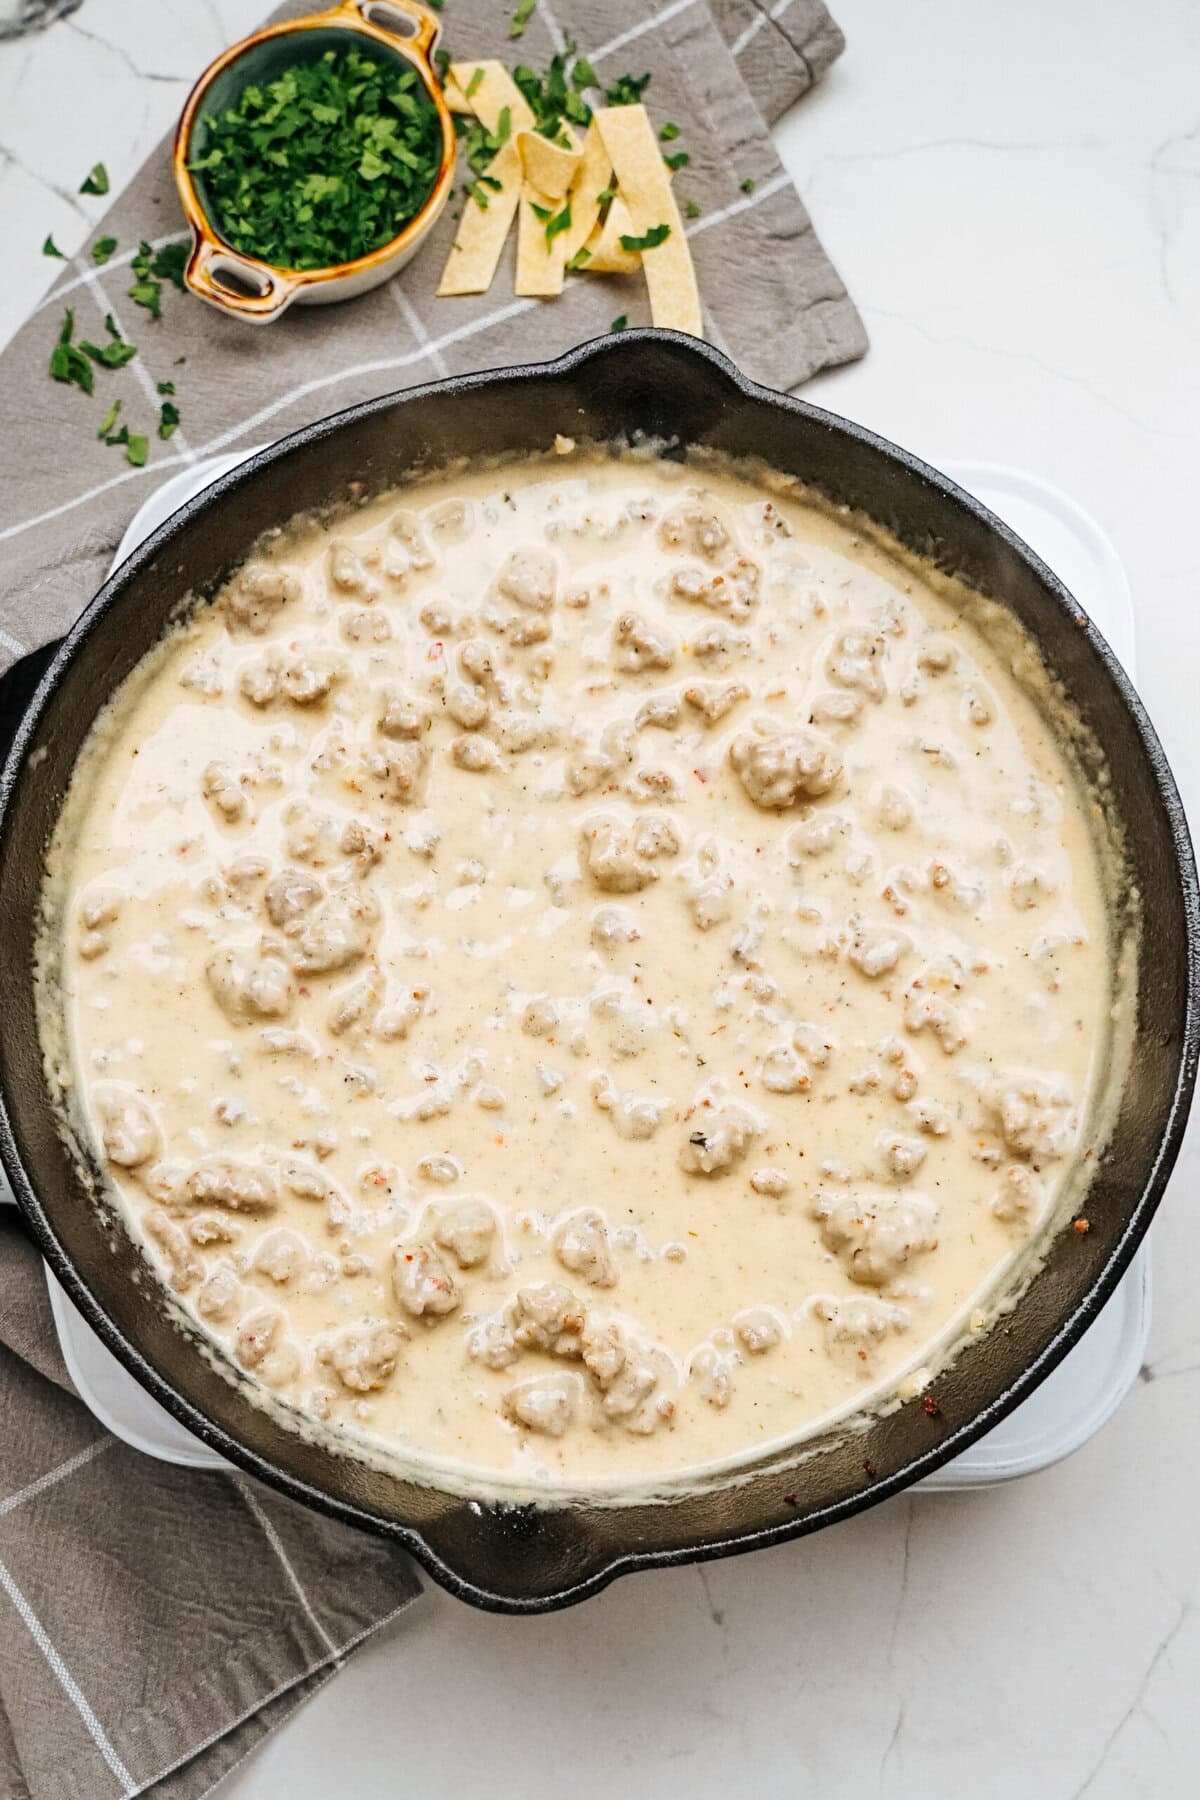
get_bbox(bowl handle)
[329,0,441,58]
[184,236,301,323]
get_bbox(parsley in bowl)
[174,3,454,322]
[189,44,443,269]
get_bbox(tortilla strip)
[518,124,582,200]
[513,124,582,297]
[578,195,641,274]
[593,105,703,336]
[560,120,612,264]
[443,75,475,115]
[438,64,535,298]
[516,187,567,297]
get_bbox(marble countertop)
[3,1,1199,1794]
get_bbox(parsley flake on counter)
[158,400,181,440]
[663,150,689,170]
[510,0,538,38]
[660,122,680,141]
[79,162,109,196]
[91,235,118,264]
[740,177,756,194]
[42,235,65,258]
[685,198,701,219]
[48,308,94,395]
[97,398,121,439]
[610,314,628,331]
[187,46,443,269]
[605,72,651,106]
[101,421,148,465]
[620,222,670,252]
[156,380,175,395]
[80,314,138,369]
[127,240,189,319]
[571,57,596,90]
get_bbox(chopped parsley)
[740,177,756,194]
[42,234,65,258]
[455,111,512,202]
[48,309,94,395]
[97,398,121,439]
[127,241,189,319]
[158,400,181,440]
[103,424,149,466]
[153,243,188,290]
[79,162,109,196]
[91,235,118,264]
[619,222,670,252]
[595,182,618,207]
[465,65,485,99]
[663,150,689,170]
[571,57,597,90]
[544,201,571,247]
[660,122,680,141]
[566,246,591,270]
[79,314,138,369]
[529,198,570,245]
[156,380,175,395]
[610,314,628,331]
[509,0,538,37]
[685,197,701,219]
[187,46,443,269]
[513,52,593,140]
[604,72,651,106]
[128,278,161,319]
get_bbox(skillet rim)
[1,327,1196,1613]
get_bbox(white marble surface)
[3,1,1200,1794]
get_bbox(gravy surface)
[42,449,1117,1493]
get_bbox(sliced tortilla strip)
[561,119,614,265]
[438,64,536,298]
[593,104,703,336]
[516,188,572,297]
[443,75,475,115]
[514,126,582,297]
[578,195,640,274]
[517,123,582,200]
[447,62,534,137]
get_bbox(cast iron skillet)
[1,331,1196,1614]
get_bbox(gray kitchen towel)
[0,1220,421,1800]
[0,0,864,676]
[0,2,858,1795]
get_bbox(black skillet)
[0,331,1195,1613]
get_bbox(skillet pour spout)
[0,330,1195,1613]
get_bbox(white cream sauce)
[41,448,1121,1495]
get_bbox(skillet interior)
[1,330,1195,1612]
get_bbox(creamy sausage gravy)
[40,447,1124,1495]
